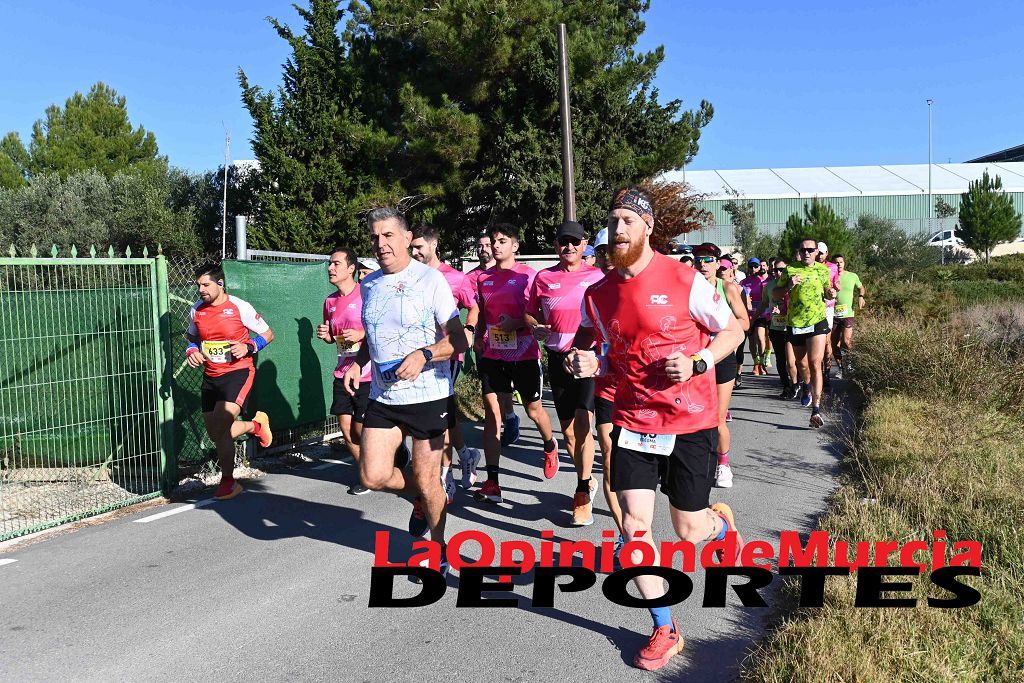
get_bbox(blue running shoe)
[500,412,521,447]
[799,384,812,407]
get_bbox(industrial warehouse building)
[662,160,1024,246]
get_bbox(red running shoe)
[473,479,503,503]
[711,502,745,565]
[633,619,684,671]
[213,478,242,500]
[543,442,559,479]
[251,411,273,448]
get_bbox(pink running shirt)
[528,263,603,352]
[438,262,475,361]
[324,288,371,381]
[824,261,840,309]
[478,263,540,361]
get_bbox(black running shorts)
[546,349,595,421]
[833,317,855,331]
[362,397,449,441]
[715,351,738,385]
[478,356,543,404]
[595,396,614,427]
[609,426,718,513]
[201,368,255,414]
[331,378,370,423]
[789,319,830,347]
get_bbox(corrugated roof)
[663,162,1024,200]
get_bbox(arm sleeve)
[432,274,459,326]
[689,273,732,334]
[236,298,270,334]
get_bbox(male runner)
[720,256,746,387]
[582,244,597,267]
[465,233,520,449]
[185,263,274,500]
[740,258,769,375]
[693,244,749,488]
[816,242,840,385]
[525,220,603,525]
[411,224,482,499]
[343,207,467,571]
[830,254,865,378]
[773,238,835,428]
[474,223,558,503]
[757,257,798,398]
[567,187,746,671]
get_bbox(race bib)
[201,340,232,364]
[771,314,788,329]
[835,304,849,317]
[791,324,816,335]
[617,428,676,456]
[489,326,518,350]
[377,359,403,387]
[336,338,361,358]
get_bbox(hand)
[858,295,865,310]
[771,305,781,315]
[824,286,836,299]
[343,363,361,396]
[396,349,428,382]
[229,341,251,360]
[497,314,518,332]
[339,328,363,344]
[316,323,333,342]
[532,324,551,343]
[790,274,804,287]
[565,348,599,379]
[665,351,694,384]
[185,350,206,368]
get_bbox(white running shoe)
[715,464,734,488]
[459,447,481,489]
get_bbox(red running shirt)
[187,295,270,378]
[581,253,732,435]
[527,263,603,352]
[477,263,540,361]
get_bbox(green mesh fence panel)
[0,254,168,540]
[222,260,336,434]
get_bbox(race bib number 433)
[617,428,676,456]
[201,340,231,363]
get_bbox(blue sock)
[650,606,673,630]
[715,515,730,541]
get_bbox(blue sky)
[2,1,1021,173]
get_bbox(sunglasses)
[799,247,818,254]
[557,236,582,247]
[695,255,717,264]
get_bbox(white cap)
[817,241,828,253]
[594,228,609,248]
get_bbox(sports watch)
[691,354,708,375]
[419,348,434,363]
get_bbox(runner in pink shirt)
[739,258,770,375]
[526,220,603,525]
[473,223,558,504]
[411,224,482,498]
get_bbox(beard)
[609,237,645,269]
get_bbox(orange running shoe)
[633,619,684,670]
[213,478,242,500]
[251,411,273,448]
[473,479,503,504]
[711,502,745,565]
[571,491,593,526]
[543,442,559,479]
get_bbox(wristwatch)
[420,348,434,363]
[691,354,708,375]
[465,324,476,333]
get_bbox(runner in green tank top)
[830,254,865,378]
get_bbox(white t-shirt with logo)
[360,258,459,405]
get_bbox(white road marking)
[0,558,18,567]
[134,499,214,523]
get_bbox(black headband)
[610,189,654,227]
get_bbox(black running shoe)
[347,484,370,495]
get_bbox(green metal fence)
[0,245,174,541]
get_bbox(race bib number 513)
[489,326,518,350]
[617,428,676,456]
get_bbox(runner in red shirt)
[567,187,746,672]
[185,263,275,500]
[473,223,558,504]
[526,220,603,525]
[411,224,482,499]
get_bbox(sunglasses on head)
[799,247,818,254]
[557,236,582,247]
[695,255,717,264]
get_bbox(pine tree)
[958,171,1022,262]
[777,199,853,258]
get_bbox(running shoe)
[474,479,503,504]
[572,491,594,526]
[725,410,733,422]
[714,463,733,488]
[347,484,370,495]
[784,386,799,400]
[500,413,521,447]
[409,497,428,536]
[459,447,481,489]
[213,478,242,500]
[734,373,743,389]
[633,619,684,671]
[777,388,791,399]
[543,442,559,479]
[443,467,457,505]
[810,407,825,429]
[764,353,773,369]
[395,443,410,470]
[613,533,626,564]
[251,411,273,448]
[417,548,451,578]
[799,384,812,407]
[711,502,745,565]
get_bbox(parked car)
[925,229,964,249]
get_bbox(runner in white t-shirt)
[343,207,468,575]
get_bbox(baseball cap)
[817,241,828,253]
[593,228,609,248]
[583,245,595,257]
[692,242,721,258]
[556,221,586,240]
[747,257,761,266]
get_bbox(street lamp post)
[927,98,937,264]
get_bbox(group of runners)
[183,188,865,672]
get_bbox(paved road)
[0,373,847,682]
